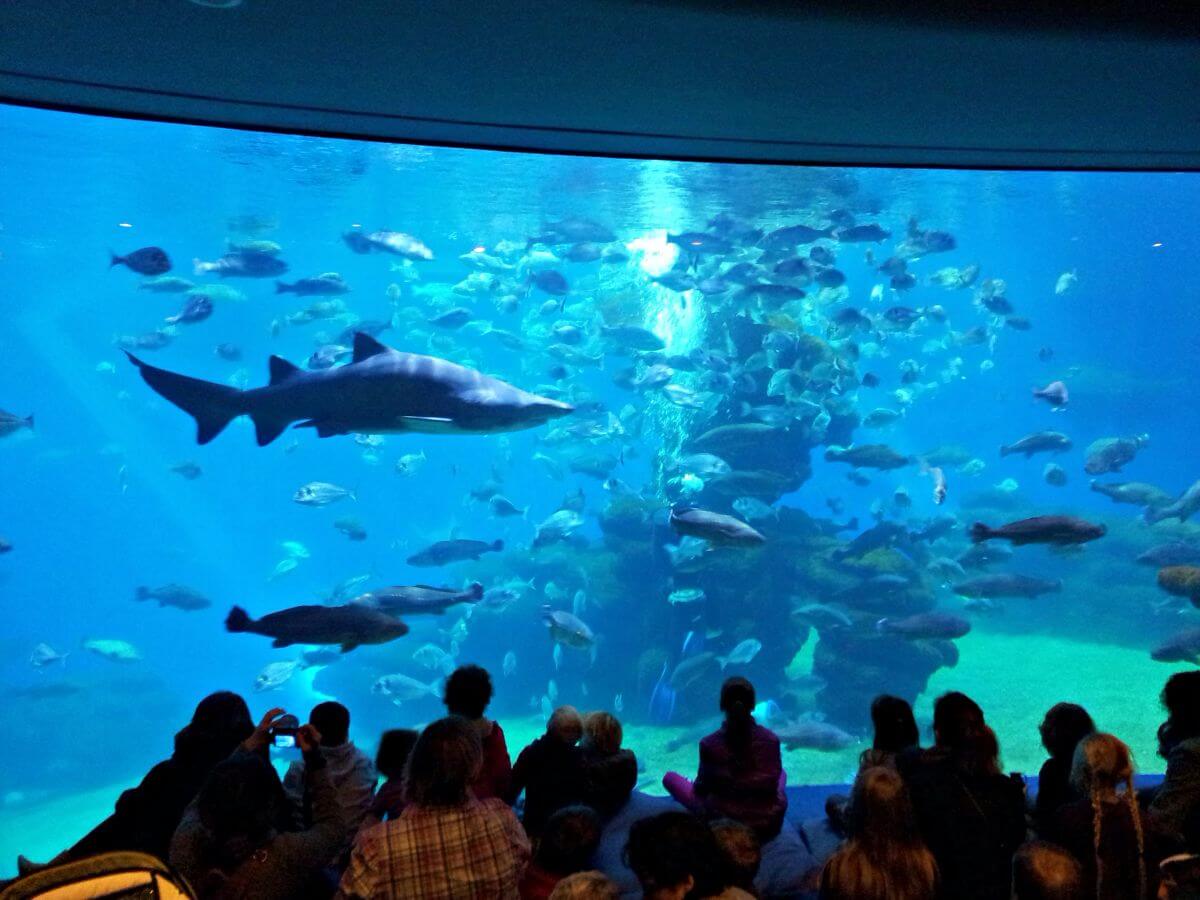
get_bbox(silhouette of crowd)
[14,668,1200,899]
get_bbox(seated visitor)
[1151,672,1200,844]
[519,805,602,900]
[662,677,786,841]
[509,705,585,837]
[170,717,342,899]
[861,694,920,770]
[825,692,921,839]
[17,690,254,874]
[444,664,512,800]
[547,870,620,900]
[626,811,753,900]
[1034,702,1095,832]
[363,728,418,827]
[1160,853,1200,900]
[901,691,1026,900]
[282,701,376,850]
[711,819,762,896]
[1011,840,1083,900]
[1050,732,1165,899]
[818,766,937,900]
[578,711,638,819]
[339,716,530,899]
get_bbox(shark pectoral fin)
[340,642,360,653]
[252,412,293,446]
[295,419,349,438]
[352,332,391,363]
[271,638,292,648]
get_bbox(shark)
[126,332,573,445]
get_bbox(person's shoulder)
[477,796,521,823]
[754,723,781,745]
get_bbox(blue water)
[2,104,1199,863]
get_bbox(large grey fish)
[1137,542,1200,567]
[669,507,765,546]
[1145,480,1200,525]
[1090,480,1174,509]
[126,332,572,445]
[275,273,349,296]
[406,539,504,567]
[225,603,408,652]
[775,719,856,751]
[343,230,434,260]
[878,612,971,640]
[952,574,1062,599]
[134,583,211,611]
[999,431,1072,457]
[1084,435,1149,475]
[194,249,287,278]
[970,516,1106,546]
[0,410,34,439]
[824,444,911,470]
[1152,628,1200,663]
[351,581,483,615]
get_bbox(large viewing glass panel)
[1,104,1197,870]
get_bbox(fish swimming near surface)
[126,332,573,445]
[225,604,408,651]
[351,582,484,615]
[406,538,504,567]
[970,515,1107,546]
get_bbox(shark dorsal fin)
[268,356,302,386]
[352,332,391,363]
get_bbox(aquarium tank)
[2,102,1198,870]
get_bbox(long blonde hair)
[820,767,938,900]
[1070,732,1145,900]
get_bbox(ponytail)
[1126,774,1146,900]
[719,676,756,760]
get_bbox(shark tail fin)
[125,351,244,444]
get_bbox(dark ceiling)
[2,0,1198,169]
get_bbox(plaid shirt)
[338,797,530,899]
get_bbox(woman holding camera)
[170,708,344,899]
